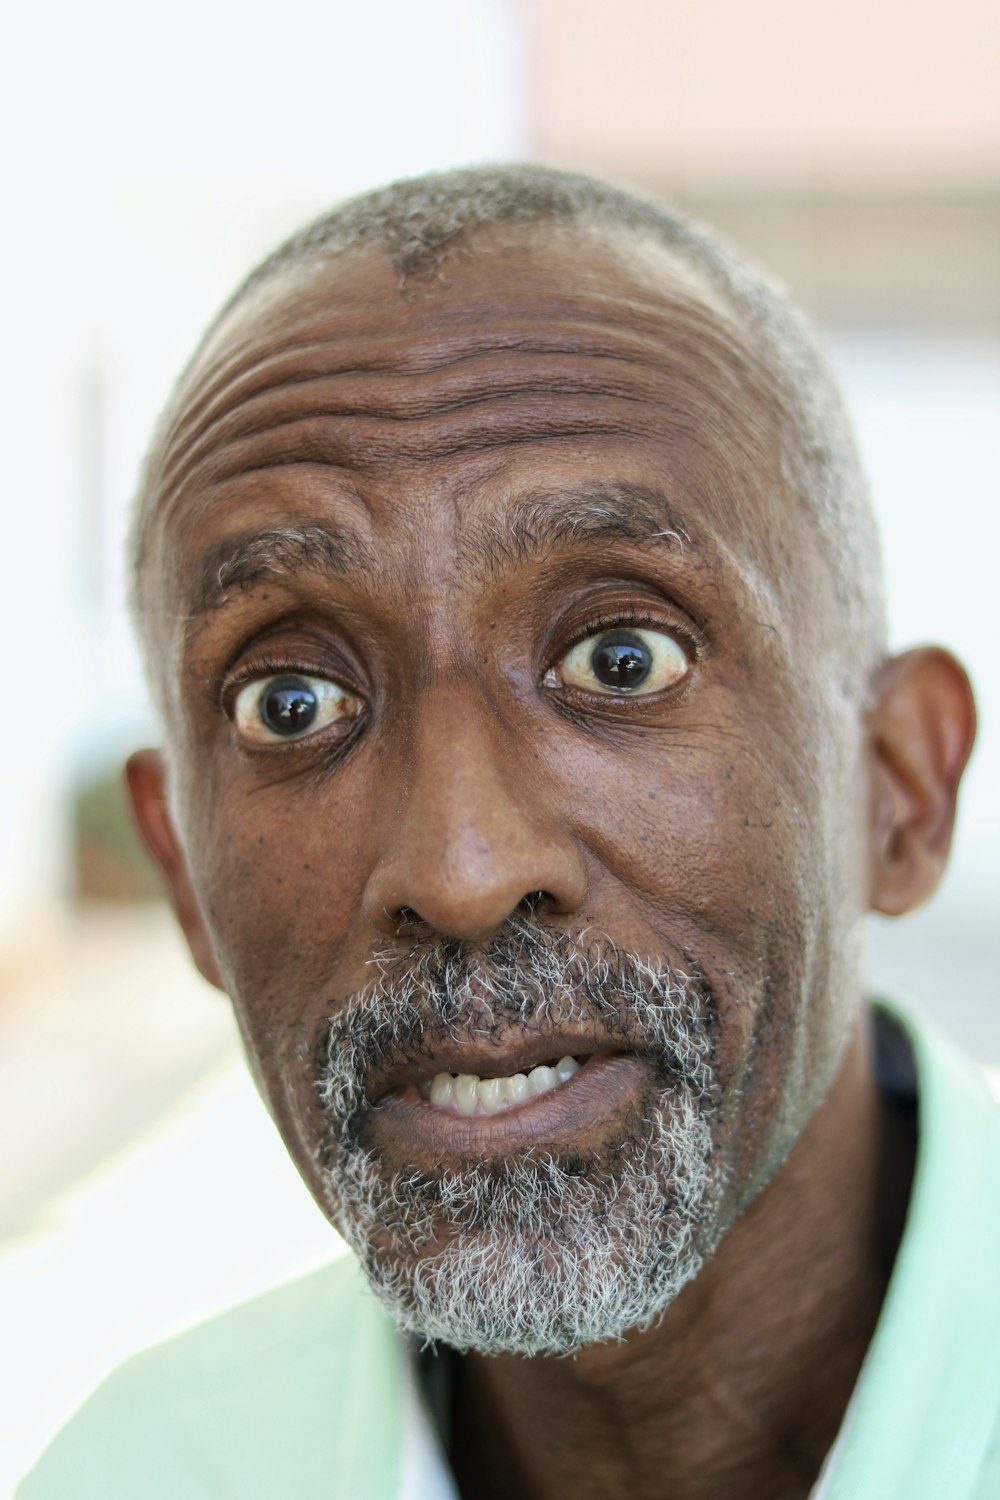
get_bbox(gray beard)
[315,915,719,1355]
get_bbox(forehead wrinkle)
[170,323,681,459]
[148,261,799,640]
[162,407,650,498]
[157,353,673,501]
[154,286,764,502]
[155,324,766,500]
[194,256,751,409]
[163,325,609,459]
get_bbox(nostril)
[393,905,423,929]
[388,892,556,942]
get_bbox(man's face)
[140,226,871,1351]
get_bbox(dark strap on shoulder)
[872,1007,918,1116]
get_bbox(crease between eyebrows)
[189,485,701,619]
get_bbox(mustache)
[315,913,718,1138]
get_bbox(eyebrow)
[190,483,700,617]
[192,522,377,614]
[468,483,697,577]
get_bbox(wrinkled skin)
[128,225,975,1500]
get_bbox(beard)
[315,913,720,1355]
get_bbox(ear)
[124,749,226,992]
[866,648,976,916]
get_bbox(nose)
[362,686,588,942]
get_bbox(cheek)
[174,773,381,1201]
[565,720,824,959]
[185,774,361,936]
[556,716,820,1101]
[556,693,863,1191]
[177,774,376,1040]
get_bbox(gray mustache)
[315,915,718,1134]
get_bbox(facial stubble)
[315,918,720,1355]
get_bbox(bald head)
[129,164,885,699]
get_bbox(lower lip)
[369,1053,650,1159]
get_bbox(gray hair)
[129,163,885,684]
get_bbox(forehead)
[146,225,815,643]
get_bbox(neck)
[450,1010,915,1500]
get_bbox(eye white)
[553,627,690,696]
[232,673,361,744]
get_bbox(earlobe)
[124,749,227,992]
[866,648,976,917]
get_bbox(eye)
[550,627,690,697]
[232,673,363,744]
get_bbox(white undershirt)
[398,1352,461,1500]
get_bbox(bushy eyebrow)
[193,522,377,614]
[190,483,699,617]
[468,484,696,576]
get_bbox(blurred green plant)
[72,768,164,903]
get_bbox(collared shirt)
[16,999,1000,1498]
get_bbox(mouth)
[371,1032,610,1112]
[365,1039,651,1159]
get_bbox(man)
[18,166,997,1498]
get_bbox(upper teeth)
[420,1056,582,1116]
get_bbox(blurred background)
[2,0,997,1489]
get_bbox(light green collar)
[817,998,1000,1498]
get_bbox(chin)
[325,1083,719,1356]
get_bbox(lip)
[369,1030,620,1103]
[368,1050,651,1158]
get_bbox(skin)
[127,223,976,1499]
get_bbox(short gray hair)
[130,163,885,684]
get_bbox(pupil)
[591,632,652,690]
[260,678,319,735]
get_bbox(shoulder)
[873,994,999,1323]
[16,1254,406,1499]
[873,993,1000,1156]
[822,998,1000,1499]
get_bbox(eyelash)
[556,607,707,666]
[221,652,354,708]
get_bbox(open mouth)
[365,1048,652,1160]
[417,1055,587,1117]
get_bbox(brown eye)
[232,673,362,744]
[552,627,690,697]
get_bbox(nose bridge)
[363,679,586,940]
